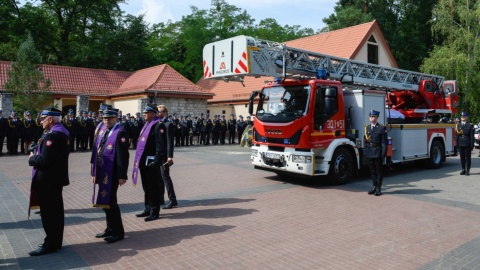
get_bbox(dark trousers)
[212,131,219,144]
[37,185,64,249]
[237,130,244,144]
[76,135,82,150]
[175,133,181,146]
[160,160,176,202]
[459,146,471,170]
[0,135,4,154]
[139,165,163,212]
[200,131,205,144]
[220,131,226,144]
[132,134,139,149]
[202,132,210,145]
[228,130,235,144]
[68,135,75,152]
[104,179,124,236]
[7,135,19,154]
[368,157,383,184]
[88,135,94,150]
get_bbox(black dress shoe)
[29,246,58,256]
[37,244,62,249]
[95,230,112,238]
[460,170,466,175]
[144,214,159,222]
[104,235,124,243]
[466,170,470,176]
[135,210,150,217]
[162,200,178,209]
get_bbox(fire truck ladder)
[242,36,444,91]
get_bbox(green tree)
[322,0,373,31]
[421,0,480,119]
[322,0,436,71]
[4,33,52,113]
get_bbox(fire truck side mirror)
[249,91,260,115]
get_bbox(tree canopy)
[2,0,480,121]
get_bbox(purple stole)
[91,124,121,209]
[29,123,70,218]
[91,122,107,177]
[132,117,160,186]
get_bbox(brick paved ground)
[1,144,480,269]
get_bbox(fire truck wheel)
[328,147,353,185]
[426,140,444,169]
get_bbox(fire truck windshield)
[256,85,310,122]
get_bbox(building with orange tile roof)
[197,20,397,118]
[0,61,213,116]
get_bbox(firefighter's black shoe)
[374,187,382,196]
[460,170,466,175]
[368,187,376,195]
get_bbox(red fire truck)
[203,35,459,184]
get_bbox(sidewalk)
[1,145,480,269]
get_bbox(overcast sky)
[120,0,338,31]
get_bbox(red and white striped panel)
[234,52,248,74]
[203,60,212,78]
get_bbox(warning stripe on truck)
[203,60,212,78]
[234,52,248,74]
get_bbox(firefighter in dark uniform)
[228,114,237,144]
[33,112,44,143]
[180,115,189,146]
[246,115,253,126]
[62,109,77,152]
[87,112,96,150]
[119,115,131,143]
[0,110,6,155]
[77,111,90,151]
[198,113,205,145]
[132,112,144,149]
[236,115,246,144]
[456,112,474,176]
[219,115,227,145]
[364,110,388,196]
[133,104,163,222]
[170,113,179,147]
[211,115,219,145]
[6,112,22,155]
[28,107,70,256]
[186,114,193,146]
[202,114,212,145]
[21,111,36,154]
[91,108,129,243]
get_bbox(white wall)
[355,31,394,68]
[113,98,141,115]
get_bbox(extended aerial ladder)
[203,35,458,118]
[203,35,444,91]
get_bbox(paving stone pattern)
[1,145,480,269]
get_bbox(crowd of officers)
[0,108,254,156]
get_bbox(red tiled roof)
[43,65,132,96]
[285,20,397,67]
[200,20,397,103]
[197,76,266,103]
[0,61,131,96]
[0,61,212,98]
[114,64,212,96]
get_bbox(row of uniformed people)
[172,113,253,146]
[62,109,146,152]
[0,110,44,155]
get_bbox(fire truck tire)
[328,147,353,184]
[426,140,444,169]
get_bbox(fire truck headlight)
[292,155,312,164]
[251,149,258,157]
